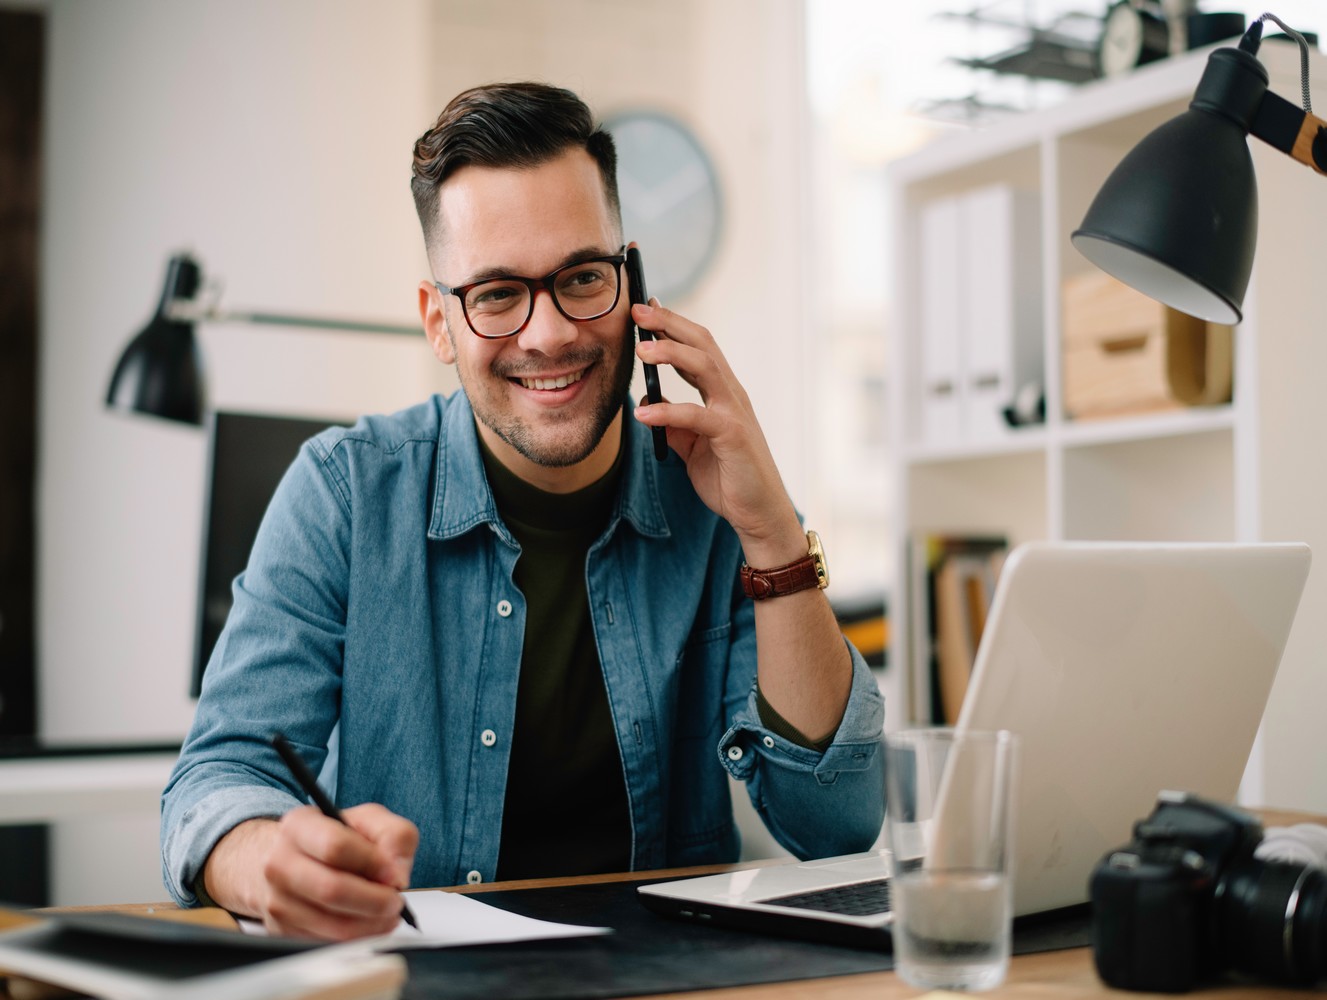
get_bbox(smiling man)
[160,83,885,941]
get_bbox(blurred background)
[1,0,1321,906]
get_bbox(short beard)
[464,327,636,469]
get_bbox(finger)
[634,403,699,459]
[265,832,405,931]
[263,867,402,941]
[264,875,398,938]
[631,300,722,355]
[279,807,399,886]
[634,398,730,444]
[265,903,397,942]
[343,803,419,888]
[637,336,736,405]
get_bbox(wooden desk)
[17,807,1327,999]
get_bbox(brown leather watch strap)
[741,556,821,599]
[740,531,828,600]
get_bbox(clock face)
[1100,4,1144,77]
[1099,2,1169,78]
[604,112,722,303]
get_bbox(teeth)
[518,370,584,391]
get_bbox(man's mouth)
[514,368,587,391]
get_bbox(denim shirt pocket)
[674,622,730,739]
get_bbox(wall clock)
[604,111,723,304]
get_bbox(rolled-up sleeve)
[720,637,886,860]
[160,779,299,907]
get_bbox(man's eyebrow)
[460,245,620,286]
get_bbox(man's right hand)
[201,804,419,940]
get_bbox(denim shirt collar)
[427,392,671,544]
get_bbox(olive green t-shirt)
[479,434,631,881]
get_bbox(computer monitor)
[192,411,346,696]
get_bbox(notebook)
[637,541,1312,948]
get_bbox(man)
[161,82,884,940]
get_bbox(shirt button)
[496,600,512,617]
[466,870,483,884]
[481,729,497,747]
[763,736,776,749]
[726,745,744,761]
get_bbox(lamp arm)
[165,300,421,336]
[1249,89,1327,175]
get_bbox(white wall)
[34,0,810,902]
[1252,132,1327,813]
[39,0,439,746]
[37,0,436,904]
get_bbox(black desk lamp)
[106,252,421,426]
[1071,14,1326,324]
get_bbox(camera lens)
[1219,859,1327,985]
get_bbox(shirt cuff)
[163,785,297,908]
[755,683,837,753]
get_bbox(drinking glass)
[884,728,1019,992]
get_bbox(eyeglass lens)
[464,260,620,338]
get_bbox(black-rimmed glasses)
[435,249,628,339]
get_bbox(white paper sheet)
[238,889,610,950]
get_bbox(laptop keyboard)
[761,877,892,916]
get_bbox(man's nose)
[514,287,578,354]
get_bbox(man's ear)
[418,281,456,364]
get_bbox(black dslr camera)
[1090,791,1327,992]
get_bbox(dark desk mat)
[400,876,1092,1000]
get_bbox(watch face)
[604,111,722,303]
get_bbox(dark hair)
[411,82,620,258]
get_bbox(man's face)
[421,149,633,489]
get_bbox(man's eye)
[469,283,524,310]
[558,267,610,296]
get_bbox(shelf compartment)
[1061,429,1234,541]
[906,451,1048,547]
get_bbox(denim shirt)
[160,392,885,906]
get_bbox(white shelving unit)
[884,43,1327,811]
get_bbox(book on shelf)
[908,534,1008,725]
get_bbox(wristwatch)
[740,530,830,600]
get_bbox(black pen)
[271,733,420,931]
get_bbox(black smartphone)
[626,246,668,462]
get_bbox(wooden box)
[1062,271,1232,420]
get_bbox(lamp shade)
[1071,108,1257,325]
[106,254,205,425]
[1071,46,1275,326]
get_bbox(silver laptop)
[638,541,1312,947]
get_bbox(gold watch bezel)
[807,530,829,590]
